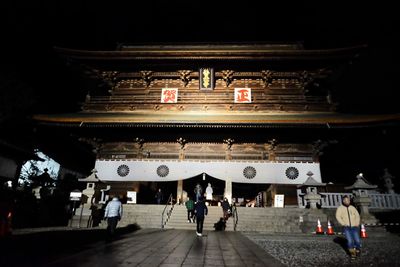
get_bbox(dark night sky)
[1,1,399,182]
[1,1,399,114]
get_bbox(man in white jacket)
[335,196,361,259]
[104,196,123,241]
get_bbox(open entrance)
[137,181,178,204]
[183,173,225,205]
[232,183,270,207]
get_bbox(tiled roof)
[33,112,400,128]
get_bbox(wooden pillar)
[225,178,232,203]
[176,138,186,205]
[223,139,233,203]
[177,179,183,204]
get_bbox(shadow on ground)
[373,210,400,233]
[333,236,350,257]
[0,224,139,267]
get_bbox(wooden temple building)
[33,43,400,205]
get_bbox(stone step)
[165,220,235,231]
[83,204,316,233]
[165,205,235,231]
[234,206,305,233]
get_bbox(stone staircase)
[164,205,234,231]
[118,204,166,229]
[71,204,355,234]
[70,206,93,228]
[235,207,314,233]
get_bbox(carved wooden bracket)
[140,71,153,88]
[268,139,278,151]
[78,137,102,153]
[178,70,192,87]
[134,137,145,149]
[261,70,273,88]
[299,70,315,93]
[85,92,91,103]
[81,66,118,91]
[177,137,187,150]
[223,138,235,151]
[312,139,337,157]
[221,70,235,87]
[101,71,119,88]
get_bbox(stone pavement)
[47,229,284,267]
[3,227,400,266]
[245,231,400,267]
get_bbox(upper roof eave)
[54,45,367,63]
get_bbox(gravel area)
[243,232,400,267]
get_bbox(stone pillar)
[353,190,377,224]
[381,169,395,194]
[99,185,111,204]
[82,182,95,205]
[177,179,183,205]
[304,187,322,209]
[32,186,42,199]
[225,178,232,203]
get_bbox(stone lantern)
[345,173,378,224]
[78,168,100,205]
[380,168,395,194]
[297,171,326,209]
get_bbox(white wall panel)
[95,159,321,184]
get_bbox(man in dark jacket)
[194,197,208,236]
[221,198,230,221]
[155,188,163,204]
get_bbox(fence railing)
[297,189,400,209]
[232,204,238,231]
[161,194,174,228]
[370,193,400,209]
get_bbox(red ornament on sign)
[161,88,178,103]
[234,88,251,103]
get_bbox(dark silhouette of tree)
[31,168,55,187]
[19,151,58,188]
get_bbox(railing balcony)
[297,189,400,209]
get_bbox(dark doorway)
[232,183,270,206]
[155,181,178,204]
[137,181,177,204]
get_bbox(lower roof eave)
[34,121,398,129]
[32,112,400,129]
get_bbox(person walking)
[185,197,195,223]
[221,197,230,221]
[155,188,163,204]
[104,196,123,241]
[335,196,361,259]
[194,183,203,202]
[194,196,208,236]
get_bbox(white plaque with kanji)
[234,88,251,103]
[161,88,178,103]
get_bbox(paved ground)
[46,229,284,267]
[0,225,138,267]
[1,227,400,266]
[245,231,400,267]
